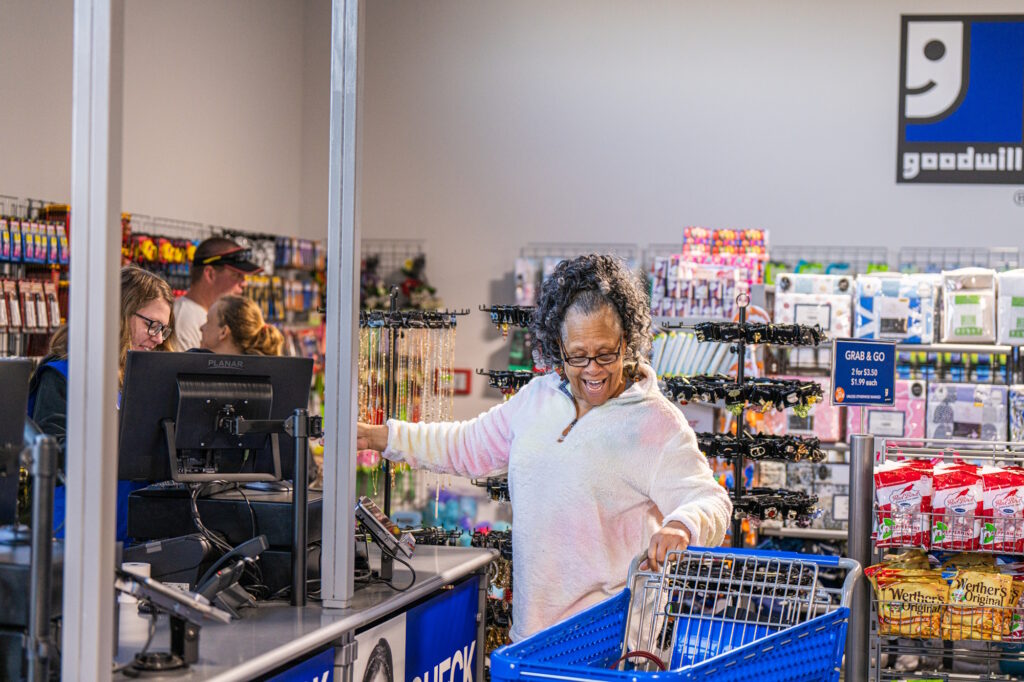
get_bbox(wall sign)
[831,339,897,406]
[898,14,1024,184]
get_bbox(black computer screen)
[118,352,314,483]
[0,359,32,525]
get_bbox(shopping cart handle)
[687,545,841,567]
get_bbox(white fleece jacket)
[383,363,731,642]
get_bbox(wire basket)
[491,546,860,682]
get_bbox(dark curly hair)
[530,254,652,371]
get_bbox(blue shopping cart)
[491,546,861,682]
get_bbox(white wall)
[0,0,322,238]
[357,0,1024,418]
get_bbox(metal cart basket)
[491,546,861,682]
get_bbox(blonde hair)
[216,295,283,356]
[47,265,176,386]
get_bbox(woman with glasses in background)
[357,254,731,643]
[28,265,176,539]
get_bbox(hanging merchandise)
[941,267,998,343]
[854,273,939,343]
[997,269,1024,345]
[695,432,826,463]
[651,331,739,378]
[650,257,753,319]
[757,375,844,443]
[479,305,533,339]
[774,273,854,365]
[925,382,1008,441]
[729,487,818,526]
[681,226,769,258]
[477,370,537,401]
[692,321,826,346]
[846,379,927,440]
[661,375,824,413]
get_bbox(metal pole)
[846,433,873,682]
[321,0,361,609]
[64,0,124,676]
[383,287,399,517]
[291,409,310,607]
[27,435,59,682]
[731,303,747,548]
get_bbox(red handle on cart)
[610,650,666,671]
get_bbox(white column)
[63,0,124,677]
[321,0,361,608]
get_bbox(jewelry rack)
[660,295,826,547]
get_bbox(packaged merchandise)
[981,466,1024,553]
[3,281,21,329]
[1011,386,1024,442]
[847,379,926,439]
[875,460,932,548]
[942,267,997,343]
[514,258,541,306]
[650,256,748,319]
[1007,579,1024,642]
[868,565,947,638]
[0,218,9,261]
[758,375,843,442]
[942,570,1016,640]
[926,382,1008,442]
[854,274,939,343]
[931,463,984,551]
[997,269,1024,345]
[10,220,22,262]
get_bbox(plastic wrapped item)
[846,379,927,439]
[942,267,997,343]
[981,466,1024,553]
[997,269,1024,345]
[1011,386,1024,441]
[875,460,932,548]
[926,382,1008,441]
[854,274,939,343]
[514,258,541,306]
[775,274,853,365]
[931,463,984,551]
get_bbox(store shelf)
[896,342,1015,354]
[758,526,847,541]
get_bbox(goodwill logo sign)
[898,15,1024,184]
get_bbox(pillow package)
[941,267,997,343]
[997,269,1024,345]
[775,274,854,365]
[926,382,1008,441]
[854,274,939,343]
[846,379,927,439]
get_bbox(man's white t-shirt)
[172,296,207,352]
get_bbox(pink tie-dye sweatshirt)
[383,363,731,642]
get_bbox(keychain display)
[479,304,534,339]
[731,488,819,526]
[478,369,538,400]
[662,375,823,414]
[689,321,826,346]
[696,432,826,463]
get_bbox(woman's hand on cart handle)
[356,422,389,452]
[646,521,690,572]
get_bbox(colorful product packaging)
[759,375,844,442]
[931,463,984,551]
[997,269,1024,345]
[514,258,541,306]
[847,379,926,439]
[926,382,1008,442]
[942,569,1016,641]
[980,466,1024,553]
[1012,386,1024,442]
[868,565,947,638]
[854,273,938,343]
[875,460,932,548]
[942,267,997,343]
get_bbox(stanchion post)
[846,433,873,682]
[27,435,59,682]
[291,409,310,607]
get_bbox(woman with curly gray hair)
[358,254,730,642]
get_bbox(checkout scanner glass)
[0,359,32,525]
[118,352,314,483]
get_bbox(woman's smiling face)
[560,305,627,412]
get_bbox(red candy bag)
[931,463,983,551]
[875,461,932,548]
[982,466,1024,554]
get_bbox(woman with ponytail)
[199,294,284,356]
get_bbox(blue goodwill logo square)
[897,15,1024,184]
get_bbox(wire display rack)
[897,246,1022,274]
[770,245,891,274]
[869,437,1024,681]
[520,241,640,264]
[361,238,427,280]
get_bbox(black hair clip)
[691,322,826,347]
[730,488,818,526]
[661,375,823,413]
[696,433,825,463]
[479,305,534,338]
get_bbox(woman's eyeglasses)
[135,313,173,339]
[560,338,623,368]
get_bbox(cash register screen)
[117,351,314,483]
[0,359,32,525]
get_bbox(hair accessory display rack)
[660,293,826,547]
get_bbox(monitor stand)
[241,480,293,493]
